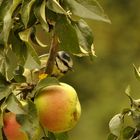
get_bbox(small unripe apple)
[3,112,28,140]
[34,83,81,133]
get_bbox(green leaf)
[55,16,80,54]
[16,100,40,140]
[30,26,48,47]
[13,65,26,83]
[48,132,56,140]
[122,126,135,139]
[72,19,95,56]
[109,113,123,137]
[121,108,131,115]
[5,47,18,80]
[0,85,12,101]
[108,133,118,140]
[0,0,12,44]
[9,30,27,65]
[0,129,3,140]
[21,0,36,28]
[6,94,26,114]
[0,72,8,85]
[14,65,25,75]
[73,19,93,50]
[0,56,6,76]
[47,0,67,15]
[0,109,4,127]
[14,74,26,83]
[55,132,69,140]
[19,28,40,68]
[125,85,134,106]
[0,0,12,21]
[131,110,140,127]
[31,33,48,47]
[34,77,59,96]
[1,0,22,45]
[133,64,140,81]
[45,7,57,24]
[24,52,40,70]
[34,0,49,32]
[125,85,131,96]
[62,0,111,23]
[0,103,5,140]
[19,28,32,42]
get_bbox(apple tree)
[0,0,110,140]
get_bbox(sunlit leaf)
[35,34,48,47]
[30,27,48,47]
[6,94,26,114]
[109,113,123,137]
[55,16,80,54]
[47,0,67,15]
[34,0,49,32]
[21,0,36,28]
[133,64,140,81]
[19,28,31,42]
[19,28,40,68]
[24,52,40,70]
[125,85,131,96]
[62,0,111,23]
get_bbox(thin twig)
[45,32,58,75]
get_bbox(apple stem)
[45,31,59,75]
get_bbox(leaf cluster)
[108,66,140,140]
[0,0,110,139]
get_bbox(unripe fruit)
[34,83,81,133]
[3,112,28,140]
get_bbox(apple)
[3,112,28,140]
[34,83,81,133]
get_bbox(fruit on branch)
[34,83,81,133]
[3,112,28,140]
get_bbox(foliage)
[0,0,110,139]
[108,65,140,140]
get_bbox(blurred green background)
[59,0,140,139]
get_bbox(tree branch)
[45,32,58,75]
